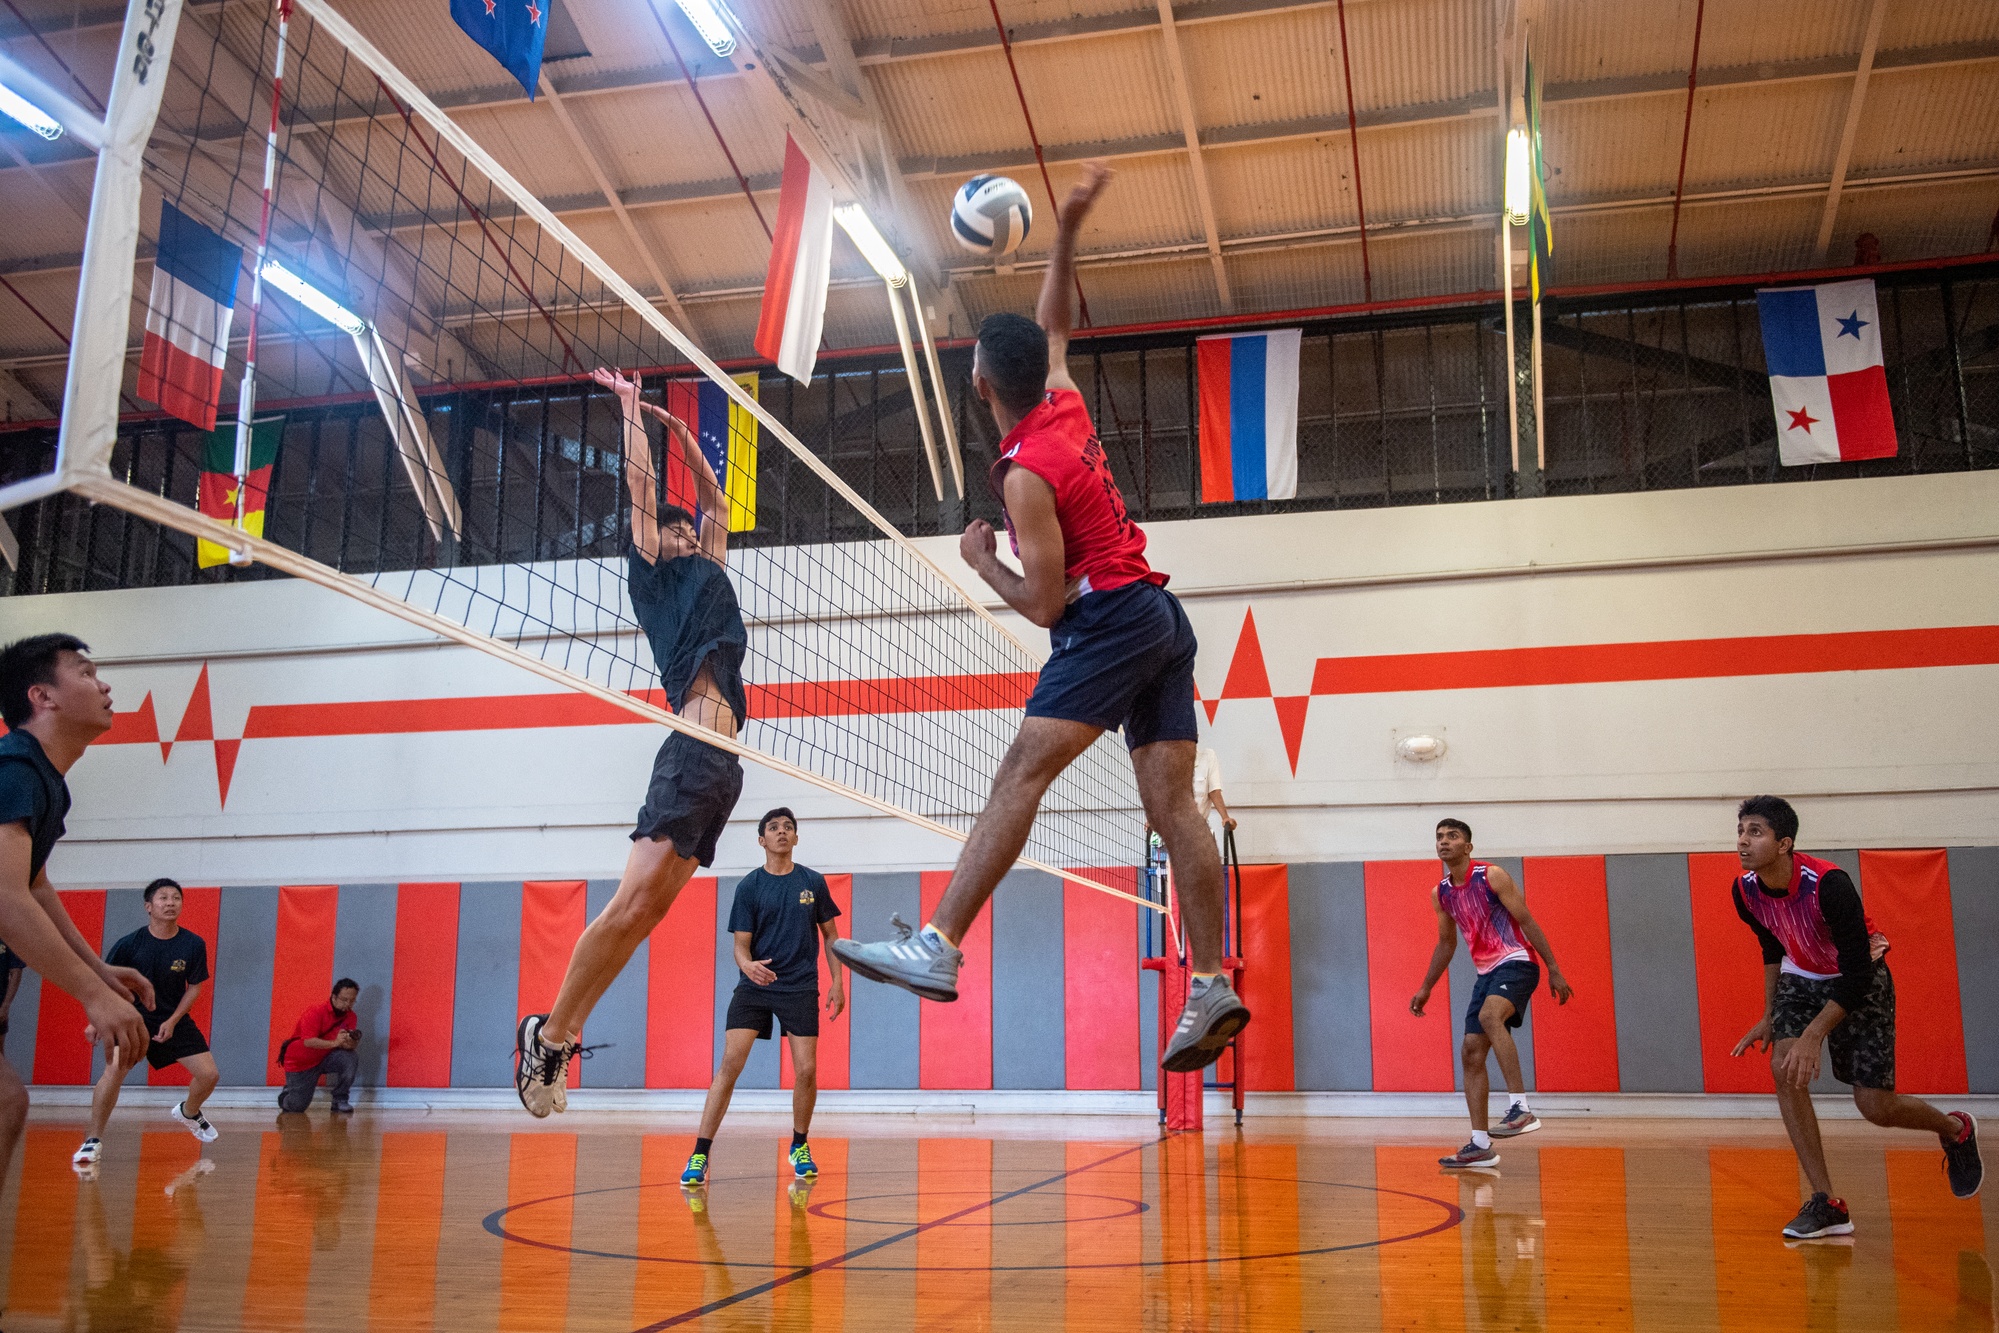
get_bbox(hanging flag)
[1196,329,1301,503]
[1756,279,1898,465]
[138,202,242,431]
[451,0,550,101]
[196,416,283,568]
[1525,46,1553,304]
[754,133,834,384]
[664,373,760,532]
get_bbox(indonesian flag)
[138,202,243,431]
[754,133,833,384]
[196,416,281,568]
[1756,279,1898,465]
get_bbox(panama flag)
[138,202,242,431]
[754,133,834,384]
[664,372,760,533]
[1756,278,1898,465]
[1197,328,1301,503]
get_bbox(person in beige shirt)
[1192,747,1236,834]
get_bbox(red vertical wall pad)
[1521,856,1621,1091]
[388,883,461,1087]
[519,881,588,1089]
[1235,864,1295,1091]
[266,885,340,1086]
[34,890,104,1085]
[1362,861,1455,1091]
[919,869,993,1089]
[1858,849,1968,1094]
[782,872,851,1090]
[150,886,221,1086]
[1065,870,1140,1090]
[1685,852,1773,1094]
[646,876,716,1087]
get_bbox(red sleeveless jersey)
[991,388,1163,599]
[1736,851,1876,977]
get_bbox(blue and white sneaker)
[789,1141,818,1179]
[831,914,962,1002]
[680,1151,709,1187]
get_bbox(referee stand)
[1143,828,1246,1130]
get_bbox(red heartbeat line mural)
[94,618,1999,805]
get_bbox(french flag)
[138,202,242,431]
[1197,328,1300,503]
[1756,278,1897,465]
[754,133,834,385]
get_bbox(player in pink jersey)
[1728,796,1981,1240]
[1411,819,1573,1169]
[835,162,1249,1073]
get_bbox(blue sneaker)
[680,1151,709,1187]
[789,1141,818,1179]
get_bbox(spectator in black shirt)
[76,878,220,1167]
[0,634,154,1185]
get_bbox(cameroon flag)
[196,416,283,568]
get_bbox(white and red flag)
[138,201,243,431]
[1756,278,1897,465]
[754,133,834,384]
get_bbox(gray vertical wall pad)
[1604,854,1706,1091]
[1449,856,1534,1093]
[210,886,280,1086]
[581,879,648,1089]
[332,883,399,1088]
[7,968,41,1082]
[94,888,150,1083]
[847,872,920,1089]
[1138,965,1158,1094]
[990,868,1064,1090]
[450,882,521,1088]
[1288,861,1373,1091]
[1949,847,1999,1093]
[714,872,779,1089]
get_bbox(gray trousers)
[278,1046,357,1112]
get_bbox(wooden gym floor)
[3,1108,1994,1331]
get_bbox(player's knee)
[1479,1008,1511,1039]
[793,1060,817,1087]
[1854,1086,1895,1125]
[1461,1035,1488,1066]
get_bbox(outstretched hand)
[1060,160,1113,227]
[591,365,642,407]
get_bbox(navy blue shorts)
[1025,580,1199,749]
[1464,959,1539,1036]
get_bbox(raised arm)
[1034,160,1112,395]
[596,367,660,562]
[641,402,730,563]
[1487,865,1573,1003]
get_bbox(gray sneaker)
[831,914,961,1002]
[1161,974,1252,1072]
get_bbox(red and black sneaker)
[1943,1112,1983,1199]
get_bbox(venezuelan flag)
[663,372,759,532]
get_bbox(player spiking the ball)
[515,371,747,1115]
[834,161,1252,1074]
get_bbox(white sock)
[1471,1130,1492,1149]
[920,924,953,950]
[1510,1096,1531,1113]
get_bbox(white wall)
[2,467,1994,888]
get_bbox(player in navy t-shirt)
[682,808,844,1192]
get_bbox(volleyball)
[950,175,1033,257]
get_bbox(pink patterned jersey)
[1735,852,1875,979]
[1437,862,1530,975]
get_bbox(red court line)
[1311,624,1999,695]
[1858,849,1968,1094]
[1522,856,1621,1092]
[1064,869,1140,1090]
[34,890,104,1085]
[1236,864,1295,1092]
[500,1133,576,1330]
[8,1128,78,1312]
[646,877,716,1088]
[266,886,339,1086]
[520,882,588,1089]
[1362,862,1455,1091]
[369,1131,449,1330]
[388,883,461,1087]
[1685,852,1773,1095]
[920,870,993,1089]
[149,885,220,1087]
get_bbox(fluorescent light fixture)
[834,203,908,287]
[260,260,367,336]
[0,82,62,140]
[1503,125,1531,227]
[674,0,737,58]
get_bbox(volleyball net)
[5,0,1151,906]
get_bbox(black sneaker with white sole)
[1781,1192,1854,1240]
[1943,1111,1983,1199]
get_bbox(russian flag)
[754,133,834,385]
[664,372,760,533]
[138,202,242,431]
[1756,278,1897,465]
[1197,329,1300,503]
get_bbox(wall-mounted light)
[0,81,62,140]
[1503,125,1531,227]
[834,203,908,288]
[261,260,366,336]
[1396,734,1447,763]
[674,0,738,58]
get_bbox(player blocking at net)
[834,162,1251,1073]
[515,370,747,1116]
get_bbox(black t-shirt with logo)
[105,926,209,1025]
[726,865,839,993]
[0,728,70,882]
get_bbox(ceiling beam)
[1152,0,1231,309]
[1813,0,1889,264]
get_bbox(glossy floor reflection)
[3,1108,1994,1331]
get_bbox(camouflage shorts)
[1771,962,1895,1090]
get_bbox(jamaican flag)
[196,416,283,568]
[1526,46,1553,304]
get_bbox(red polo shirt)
[283,1000,358,1072]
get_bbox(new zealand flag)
[451,0,551,100]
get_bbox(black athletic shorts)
[1025,580,1199,750]
[1464,959,1539,1036]
[633,730,744,866]
[725,985,819,1040]
[141,1017,210,1071]
[1772,961,1896,1090]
